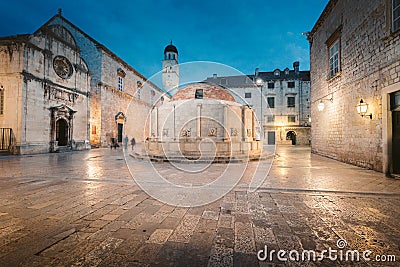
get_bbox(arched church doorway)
[286,131,297,145]
[56,119,68,146]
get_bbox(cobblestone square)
[0,146,399,266]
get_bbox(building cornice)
[35,14,166,96]
[308,0,339,43]
[22,70,89,97]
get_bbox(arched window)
[137,81,143,100]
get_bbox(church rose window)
[53,56,73,79]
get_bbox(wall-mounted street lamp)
[317,96,333,111]
[317,101,325,111]
[356,99,372,119]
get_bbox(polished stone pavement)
[0,146,399,266]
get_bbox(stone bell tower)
[162,41,179,96]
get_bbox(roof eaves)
[35,14,165,94]
[308,0,339,42]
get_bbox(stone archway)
[286,130,297,145]
[49,104,76,152]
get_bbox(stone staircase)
[131,150,273,163]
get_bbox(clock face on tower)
[53,56,73,79]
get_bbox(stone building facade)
[204,62,311,145]
[0,26,91,154]
[308,0,400,174]
[0,12,166,154]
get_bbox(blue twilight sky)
[0,0,328,79]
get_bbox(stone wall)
[97,50,159,146]
[0,43,23,148]
[309,0,400,171]
[49,17,103,82]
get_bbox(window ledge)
[383,29,400,44]
[326,71,342,82]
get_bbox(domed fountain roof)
[171,82,235,102]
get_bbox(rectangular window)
[0,88,3,115]
[150,90,155,103]
[394,0,400,32]
[118,77,124,91]
[268,82,275,89]
[287,96,295,108]
[329,40,340,77]
[92,125,96,134]
[287,81,295,88]
[245,92,252,98]
[288,116,296,123]
[195,89,204,99]
[267,97,275,108]
[267,115,275,123]
[390,91,400,111]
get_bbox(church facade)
[0,12,166,154]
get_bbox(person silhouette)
[130,137,136,151]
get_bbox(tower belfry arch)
[162,41,179,96]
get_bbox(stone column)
[49,108,56,152]
[149,107,153,139]
[155,107,159,139]
[197,104,202,139]
[241,106,246,141]
[173,104,176,141]
[252,110,256,140]
[223,105,228,141]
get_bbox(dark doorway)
[391,91,400,174]
[117,123,123,143]
[286,131,297,145]
[267,131,275,145]
[56,119,68,146]
[393,111,400,174]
